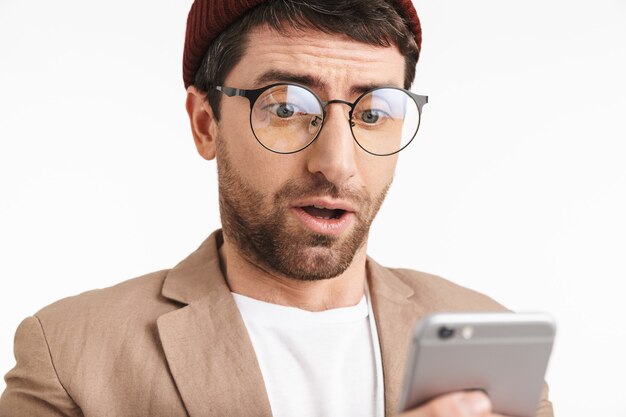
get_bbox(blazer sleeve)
[0,316,82,417]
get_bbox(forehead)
[225,25,406,97]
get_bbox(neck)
[218,237,368,312]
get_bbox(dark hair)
[193,0,420,121]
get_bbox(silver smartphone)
[398,312,556,417]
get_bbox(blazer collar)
[157,230,273,417]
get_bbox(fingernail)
[455,391,491,415]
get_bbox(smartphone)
[397,312,556,417]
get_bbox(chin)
[268,245,357,282]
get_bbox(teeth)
[313,205,327,209]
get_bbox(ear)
[186,86,219,161]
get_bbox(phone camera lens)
[438,326,455,339]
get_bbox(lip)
[291,207,355,235]
[290,198,356,236]
[290,198,357,213]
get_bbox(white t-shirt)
[232,290,384,417]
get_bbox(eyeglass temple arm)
[215,85,246,97]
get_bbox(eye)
[360,109,383,124]
[269,103,297,118]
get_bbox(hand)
[397,391,513,417]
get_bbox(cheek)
[360,155,398,193]
[219,133,300,193]
[217,109,265,177]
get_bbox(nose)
[305,103,357,186]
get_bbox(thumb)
[398,391,492,417]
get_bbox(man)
[0,1,553,416]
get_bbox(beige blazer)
[0,231,553,417]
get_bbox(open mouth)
[292,202,355,235]
[300,205,347,220]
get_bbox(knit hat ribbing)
[183,0,422,88]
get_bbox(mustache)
[274,175,369,204]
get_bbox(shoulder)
[36,269,176,325]
[33,270,179,360]
[5,270,195,412]
[381,265,507,312]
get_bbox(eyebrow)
[255,70,323,90]
[253,69,401,98]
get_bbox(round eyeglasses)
[213,83,428,156]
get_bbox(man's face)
[213,26,406,280]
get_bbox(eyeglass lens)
[250,84,421,155]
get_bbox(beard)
[216,140,391,281]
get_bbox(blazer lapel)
[157,232,272,417]
[367,259,424,417]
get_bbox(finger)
[398,391,492,417]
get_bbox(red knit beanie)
[182,0,422,88]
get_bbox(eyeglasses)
[213,83,428,156]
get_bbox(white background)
[1,1,625,416]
